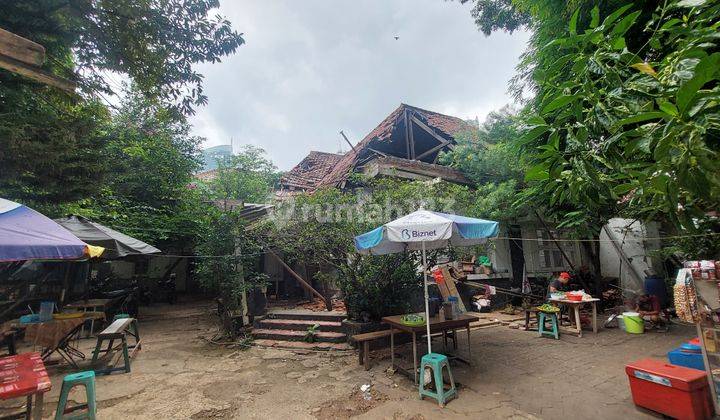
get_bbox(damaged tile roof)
[279,151,344,190]
[316,103,474,188]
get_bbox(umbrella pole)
[422,241,432,354]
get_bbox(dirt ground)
[1,300,697,419]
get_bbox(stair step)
[252,328,346,343]
[266,310,346,323]
[253,339,352,351]
[258,319,343,332]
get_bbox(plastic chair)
[55,371,96,420]
[418,353,457,407]
[538,311,559,339]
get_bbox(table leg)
[592,302,598,334]
[32,392,43,420]
[25,395,31,420]
[466,325,472,366]
[390,328,395,372]
[574,306,582,337]
[412,332,417,385]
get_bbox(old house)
[262,103,658,312]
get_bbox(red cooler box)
[626,358,713,420]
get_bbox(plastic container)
[617,315,626,331]
[566,293,583,302]
[623,312,644,334]
[626,358,713,420]
[442,302,454,320]
[448,296,460,318]
[19,314,40,324]
[644,275,668,308]
[668,344,705,371]
[38,301,54,322]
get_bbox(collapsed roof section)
[279,151,343,191]
[317,103,474,189]
[279,103,476,195]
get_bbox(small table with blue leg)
[382,313,475,385]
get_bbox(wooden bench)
[91,318,141,375]
[351,330,393,371]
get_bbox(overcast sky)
[189,0,530,170]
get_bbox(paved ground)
[0,300,696,419]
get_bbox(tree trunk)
[581,239,603,298]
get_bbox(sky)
[190,0,531,170]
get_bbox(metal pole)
[422,241,432,354]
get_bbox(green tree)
[256,177,499,321]
[522,1,720,231]
[204,146,279,204]
[1,0,244,114]
[0,1,243,207]
[0,87,109,206]
[64,90,205,250]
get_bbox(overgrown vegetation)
[455,0,720,264]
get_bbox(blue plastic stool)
[418,353,457,407]
[55,371,96,420]
[537,311,559,340]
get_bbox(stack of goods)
[685,260,718,280]
[674,267,699,323]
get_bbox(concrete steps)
[253,339,352,351]
[252,328,346,343]
[253,309,348,346]
[257,318,344,333]
[265,309,346,323]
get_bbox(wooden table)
[0,352,51,420]
[382,313,475,385]
[16,312,105,368]
[548,298,600,337]
[65,299,113,337]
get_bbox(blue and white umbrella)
[354,209,499,353]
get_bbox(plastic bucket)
[623,312,644,334]
[39,301,54,322]
[617,315,626,331]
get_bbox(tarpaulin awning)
[0,198,103,262]
[55,215,160,259]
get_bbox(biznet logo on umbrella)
[400,228,438,240]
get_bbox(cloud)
[190,0,530,169]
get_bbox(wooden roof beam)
[0,28,44,66]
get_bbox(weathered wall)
[599,218,662,294]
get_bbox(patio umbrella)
[354,209,499,353]
[0,198,104,262]
[55,215,161,259]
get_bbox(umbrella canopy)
[354,209,499,255]
[55,215,161,259]
[354,209,499,355]
[0,198,104,262]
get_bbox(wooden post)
[268,250,331,311]
[0,28,45,66]
[0,54,76,92]
[404,109,411,159]
[407,111,415,159]
[601,224,644,288]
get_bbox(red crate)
[626,358,712,420]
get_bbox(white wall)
[599,218,662,294]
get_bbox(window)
[536,229,576,270]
